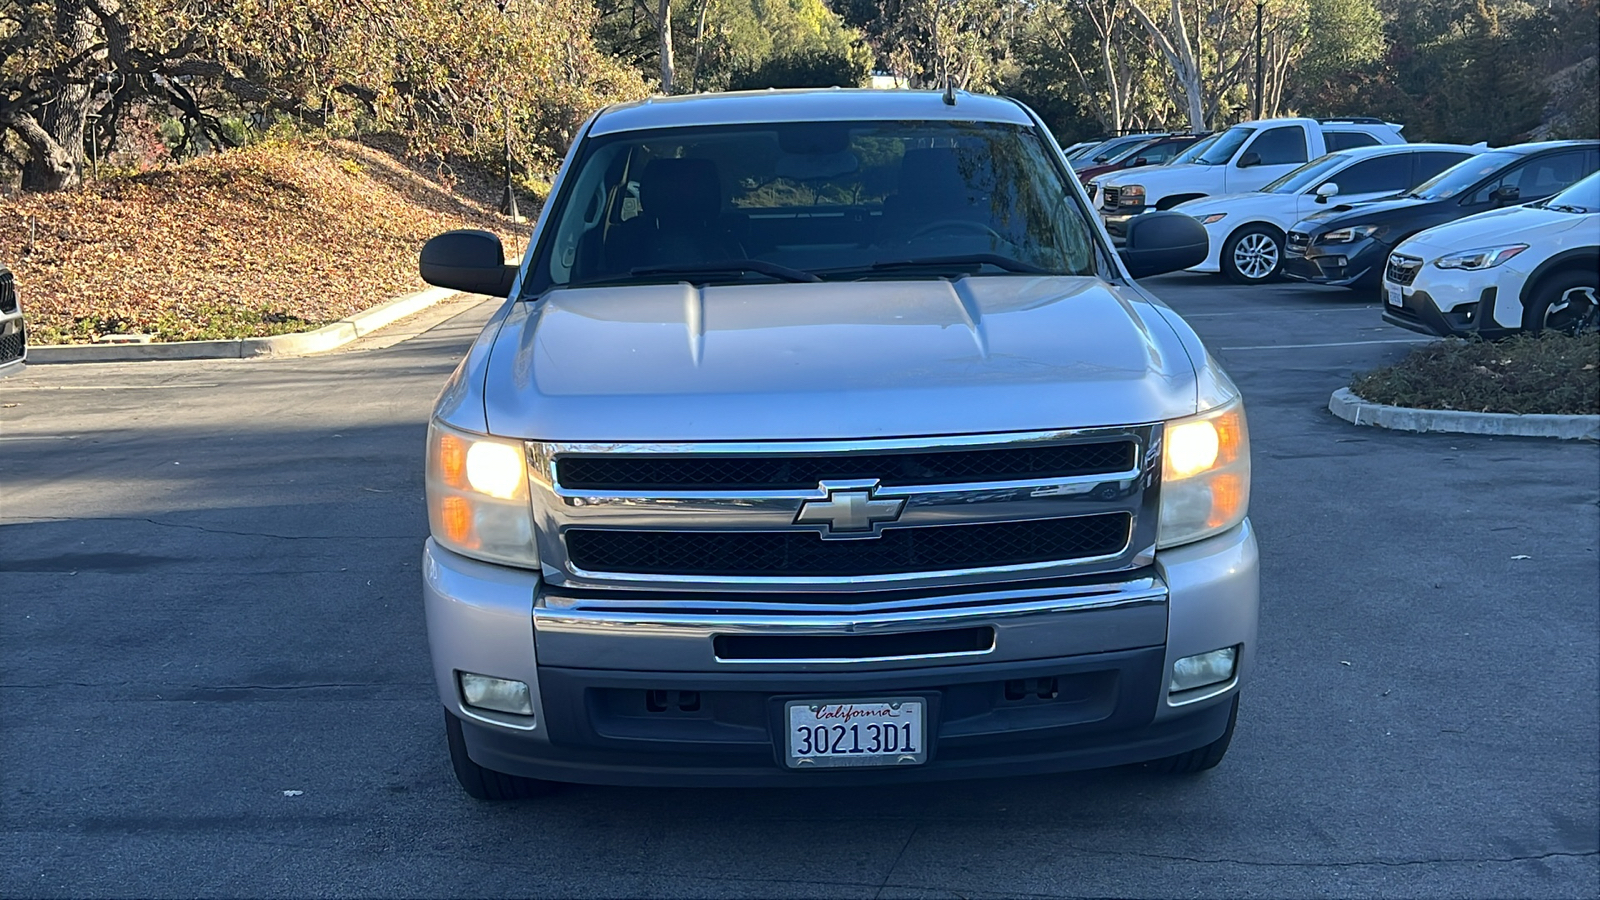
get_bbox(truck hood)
[476,277,1202,442]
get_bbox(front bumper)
[1282,239,1386,288]
[1381,256,1527,338]
[422,521,1259,786]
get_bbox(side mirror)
[1237,151,1262,168]
[1118,211,1209,279]
[1315,182,1339,203]
[419,229,519,297]
[1489,185,1520,205]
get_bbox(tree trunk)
[1127,0,1207,130]
[656,0,675,93]
[21,0,98,191]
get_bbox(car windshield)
[1168,133,1220,165]
[1541,170,1600,212]
[1407,150,1522,200]
[528,120,1099,294]
[1194,127,1254,165]
[1262,153,1351,194]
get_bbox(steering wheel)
[908,219,1006,243]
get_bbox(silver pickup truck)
[417,90,1257,798]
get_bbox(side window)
[1247,126,1308,165]
[1468,151,1590,204]
[1411,152,1471,186]
[1141,143,1179,164]
[1325,155,1411,194]
[1325,131,1380,152]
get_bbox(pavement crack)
[874,823,920,900]
[140,518,415,540]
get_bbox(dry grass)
[1,138,525,343]
[1351,334,1600,416]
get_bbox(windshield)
[1168,133,1219,165]
[527,120,1100,294]
[1263,153,1350,194]
[1543,170,1600,212]
[1194,127,1254,165]
[1408,150,1522,200]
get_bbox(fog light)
[459,672,534,716]
[1170,646,1237,693]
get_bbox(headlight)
[1433,244,1529,270]
[1119,185,1146,207]
[427,420,539,568]
[1319,225,1381,243]
[1158,400,1250,549]
[1198,213,1227,225]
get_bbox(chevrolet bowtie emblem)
[795,482,906,538]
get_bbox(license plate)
[785,698,926,769]
[1387,285,1404,307]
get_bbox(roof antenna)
[942,71,957,106]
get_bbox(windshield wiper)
[1544,203,1589,214]
[822,254,1050,278]
[570,259,821,288]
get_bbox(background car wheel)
[1144,695,1238,774]
[1522,270,1600,335]
[445,710,557,800]
[1221,227,1283,285]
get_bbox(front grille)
[557,441,1135,491]
[1102,186,1120,209]
[565,513,1132,577]
[1386,254,1422,286]
[0,327,22,364]
[1286,232,1311,255]
[0,269,15,314]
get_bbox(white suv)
[1093,117,1406,235]
[1176,143,1483,284]
[1383,171,1600,337]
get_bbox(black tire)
[1145,695,1238,775]
[1220,225,1284,285]
[1522,268,1600,335]
[444,710,557,800]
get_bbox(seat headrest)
[641,158,722,224]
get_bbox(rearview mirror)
[1315,182,1339,203]
[1118,211,1209,279]
[1237,151,1262,169]
[1489,185,1521,205]
[1131,157,1149,167]
[419,229,519,297]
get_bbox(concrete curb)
[28,285,463,364]
[1329,388,1600,440]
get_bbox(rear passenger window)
[1247,126,1308,165]
[1325,132,1380,151]
[1325,155,1411,194]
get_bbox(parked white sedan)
[1382,170,1600,337]
[1177,143,1484,284]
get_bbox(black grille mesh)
[557,442,1135,491]
[1386,256,1421,286]
[0,270,15,314]
[565,514,1132,577]
[0,328,22,365]
[1286,232,1311,254]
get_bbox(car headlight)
[1158,400,1250,549]
[1433,244,1529,270]
[1198,213,1227,225]
[1119,185,1146,207]
[1319,225,1382,243]
[426,420,540,568]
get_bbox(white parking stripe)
[1220,338,1431,351]
[1184,307,1380,317]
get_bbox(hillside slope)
[1,139,521,343]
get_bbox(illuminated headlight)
[459,672,534,716]
[1119,185,1146,207]
[1158,399,1250,548]
[1198,213,1227,225]
[1434,244,1528,270]
[1171,647,1238,693]
[426,420,539,568]
[1319,224,1382,243]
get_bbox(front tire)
[1522,269,1600,334]
[1221,226,1283,285]
[1145,695,1238,774]
[444,710,557,800]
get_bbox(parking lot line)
[1183,307,1381,317]
[1220,338,1431,351]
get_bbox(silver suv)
[417,90,1257,798]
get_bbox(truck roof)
[590,89,1035,136]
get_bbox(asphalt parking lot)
[2,274,1596,899]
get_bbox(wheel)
[1522,269,1600,335]
[1221,226,1283,285]
[444,710,556,800]
[1145,695,1238,774]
